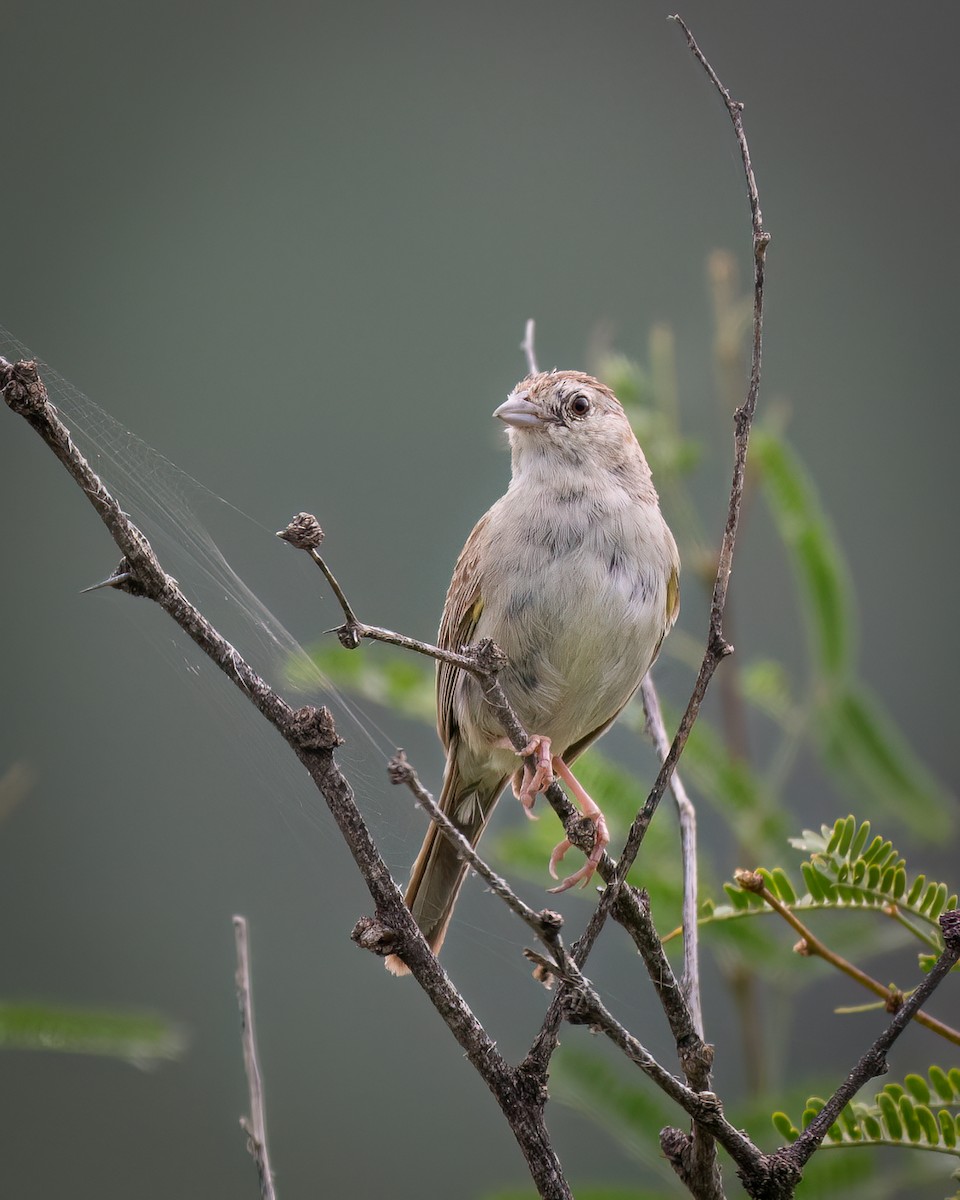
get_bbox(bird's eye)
[569,393,591,418]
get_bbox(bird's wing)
[436,511,489,750]
[666,562,680,629]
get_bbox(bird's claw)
[510,734,554,816]
[546,811,609,893]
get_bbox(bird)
[385,370,679,976]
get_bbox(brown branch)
[233,915,278,1200]
[773,909,960,1178]
[0,358,572,1200]
[388,750,569,969]
[523,945,765,1189]
[523,12,773,1122]
[737,872,960,1046]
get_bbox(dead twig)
[233,916,278,1200]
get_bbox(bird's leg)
[547,757,609,893]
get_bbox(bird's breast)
[463,481,670,753]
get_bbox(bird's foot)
[546,757,610,893]
[516,734,554,818]
[497,733,554,820]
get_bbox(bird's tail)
[385,752,505,976]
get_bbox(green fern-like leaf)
[775,1068,960,1178]
[702,818,956,971]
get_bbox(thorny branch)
[0,357,572,1200]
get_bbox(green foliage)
[750,425,953,841]
[815,683,953,840]
[773,1068,960,1172]
[551,1047,678,1177]
[0,1001,184,1066]
[296,640,436,722]
[701,817,956,968]
[752,428,855,682]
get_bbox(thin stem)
[308,548,360,629]
[640,677,703,1038]
[738,873,960,1046]
[233,916,278,1200]
[389,750,568,964]
[522,318,540,374]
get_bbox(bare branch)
[523,945,765,1187]
[524,11,773,1098]
[775,909,960,1176]
[0,359,572,1200]
[388,750,568,968]
[233,916,278,1200]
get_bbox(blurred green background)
[1,2,957,1197]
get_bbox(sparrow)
[385,370,679,975]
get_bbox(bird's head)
[495,370,651,488]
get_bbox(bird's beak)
[493,393,545,428]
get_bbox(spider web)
[1,325,419,859]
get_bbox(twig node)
[276,512,324,550]
[291,705,343,751]
[387,749,414,786]
[351,916,401,956]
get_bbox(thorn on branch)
[80,556,150,598]
[336,623,362,650]
[660,1125,693,1172]
[537,908,564,937]
[940,907,960,949]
